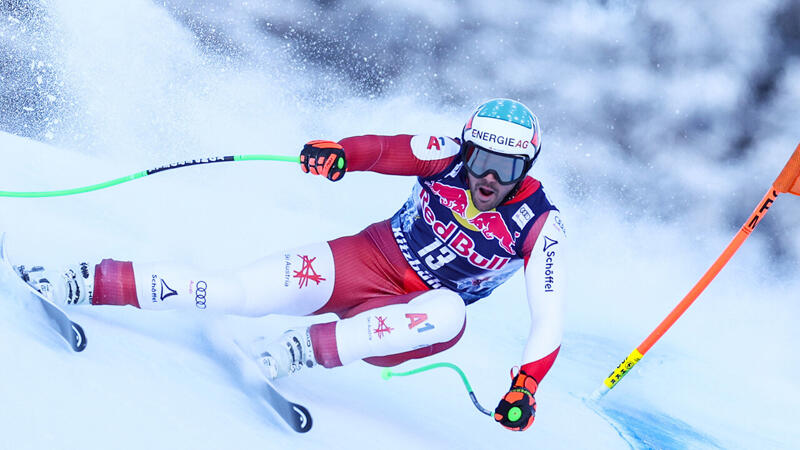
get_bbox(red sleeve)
[521,346,560,383]
[338,134,458,178]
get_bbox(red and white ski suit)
[91,134,566,383]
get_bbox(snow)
[1,0,799,448]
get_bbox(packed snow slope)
[1,1,799,449]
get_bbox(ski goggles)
[462,142,530,185]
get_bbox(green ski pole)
[382,362,493,416]
[0,154,302,198]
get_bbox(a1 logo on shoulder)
[410,135,461,161]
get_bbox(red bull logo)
[425,182,519,255]
[448,230,509,270]
[430,181,469,217]
[419,185,515,269]
[468,212,520,255]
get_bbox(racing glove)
[494,368,538,431]
[300,140,347,181]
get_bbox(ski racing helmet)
[461,98,542,185]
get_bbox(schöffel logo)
[151,275,178,303]
[542,236,558,252]
[542,236,558,293]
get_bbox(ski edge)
[0,232,88,352]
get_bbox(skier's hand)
[494,368,538,431]
[300,140,347,181]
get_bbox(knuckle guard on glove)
[300,140,347,181]
[494,369,538,431]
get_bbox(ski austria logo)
[542,236,558,293]
[293,255,326,289]
[282,253,292,287]
[366,315,394,340]
[374,316,393,339]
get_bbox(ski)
[260,369,313,433]
[232,339,312,433]
[0,233,87,352]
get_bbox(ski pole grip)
[603,348,643,390]
[773,142,800,194]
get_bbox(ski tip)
[72,322,88,352]
[290,402,313,433]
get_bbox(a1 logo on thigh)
[406,313,435,333]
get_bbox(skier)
[18,98,565,432]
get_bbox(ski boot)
[14,263,93,306]
[249,328,318,380]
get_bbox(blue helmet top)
[462,98,542,164]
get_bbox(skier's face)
[467,172,516,211]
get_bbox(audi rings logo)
[194,281,208,310]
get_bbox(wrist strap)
[510,369,539,395]
[509,387,534,398]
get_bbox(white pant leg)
[334,289,466,365]
[132,241,335,316]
